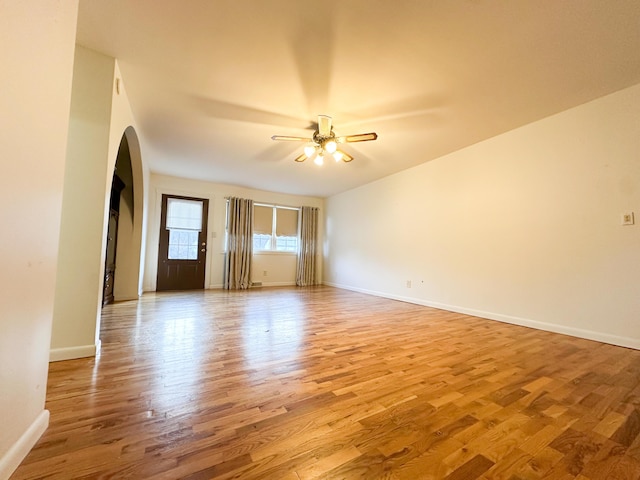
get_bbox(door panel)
[156,194,209,291]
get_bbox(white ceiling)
[76,0,640,198]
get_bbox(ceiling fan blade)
[337,132,378,143]
[271,135,310,142]
[294,153,307,162]
[336,150,354,163]
[317,115,332,136]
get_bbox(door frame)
[156,194,209,291]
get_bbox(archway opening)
[101,126,144,306]
[103,135,132,304]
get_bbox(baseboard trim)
[0,409,49,480]
[49,341,99,362]
[207,282,297,289]
[325,282,640,351]
[113,294,139,302]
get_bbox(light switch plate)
[622,212,635,225]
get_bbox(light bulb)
[324,140,337,153]
[314,154,324,166]
[333,151,343,162]
[304,144,316,158]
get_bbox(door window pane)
[168,229,199,260]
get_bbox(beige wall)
[325,83,640,349]
[50,47,146,362]
[108,66,149,302]
[145,174,324,290]
[51,46,115,360]
[0,1,79,478]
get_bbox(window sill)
[253,250,297,256]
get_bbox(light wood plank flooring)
[11,286,640,479]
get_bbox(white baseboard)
[207,282,297,289]
[0,409,49,480]
[49,341,99,362]
[258,281,296,287]
[325,282,640,351]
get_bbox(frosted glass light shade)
[324,140,337,153]
[304,144,316,157]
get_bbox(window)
[165,197,203,260]
[253,204,299,252]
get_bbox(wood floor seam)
[10,286,640,479]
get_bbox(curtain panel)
[224,197,253,290]
[296,206,319,287]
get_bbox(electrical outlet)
[406,280,411,288]
[622,212,635,225]
[263,270,268,276]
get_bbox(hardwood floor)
[11,286,640,479]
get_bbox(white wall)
[325,83,640,349]
[0,2,78,478]
[145,174,324,290]
[50,48,144,361]
[108,66,148,304]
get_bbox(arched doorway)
[103,136,130,304]
[102,127,145,305]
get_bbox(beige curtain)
[296,206,319,286]
[224,197,253,289]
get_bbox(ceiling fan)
[271,115,377,165]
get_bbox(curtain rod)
[224,196,302,210]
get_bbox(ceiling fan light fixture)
[340,151,354,163]
[271,115,377,165]
[317,115,332,136]
[304,144,317,157]
[324,139,337,154]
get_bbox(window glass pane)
[253,233,272,251]
[168,229,199,259]
[166,198,203,231]
[276,235,298,252]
